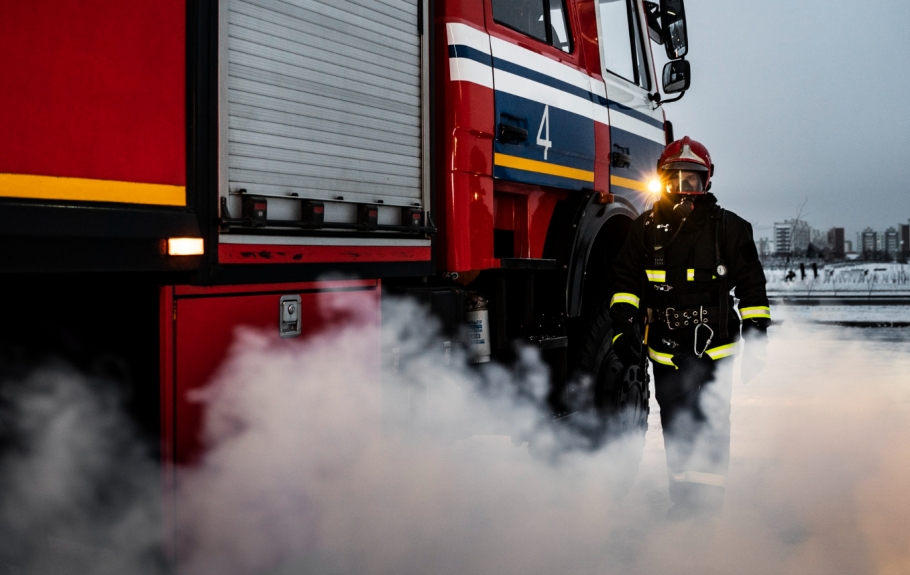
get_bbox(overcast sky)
[654,0,910,243]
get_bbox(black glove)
[610,303,641,367]
[612,326,643,367]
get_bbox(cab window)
[598,0,651,89]
[492,0,574,53]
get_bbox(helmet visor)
[663,169,705,194]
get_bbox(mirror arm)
[648,92,662,107]
[659,91,686,105]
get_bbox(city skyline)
[762,218,910,258]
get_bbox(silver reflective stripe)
[740,306,771,320]
[705,341,741,360]
[648,347,677,369]
[645,269,666,282]
[670,471,726,488]
[226,0,422,206]
[610,292,640,308]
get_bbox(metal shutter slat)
[229,104,419,148]
[229,130,420,170]
[228,11,419,76]
[229,115,419,157]
[228,42,419,102]
[230,2,419,66]
[229,75,420,129]
[228,16,419,85]
[229,158,419,190]
[238,0,417,54]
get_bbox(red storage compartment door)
[162,280,381,467]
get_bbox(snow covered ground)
[773,304,910,325]
[765,262,910,297]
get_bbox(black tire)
[568,301,650,445]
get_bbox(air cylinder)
[466,297,491,363]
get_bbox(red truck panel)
[0,0,185,205]
[436,3,497,272]
[162,280,381,467]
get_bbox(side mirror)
[644,1,663,44]
[662,0,688,59]
[662,60,690,94]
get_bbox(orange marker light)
[167,238,204,256]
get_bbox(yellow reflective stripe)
[0,173,186,206]
[740,306,772,320]
[645,269,666,282]
[612,333,622,344]
[686,269,695,281]
[705,341,741,360]
[610,293,640,308]
[670,471,726,488]
[494,153,595,182]
[610,175,648,192]
[648,347,677,369]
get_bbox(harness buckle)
[664,307,677,330]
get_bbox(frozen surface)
[766,262,910,296]
[774,304,910,325]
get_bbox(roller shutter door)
[225,0,422,208]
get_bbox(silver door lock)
[279,295,302,338]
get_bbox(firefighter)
[609,137,770,519]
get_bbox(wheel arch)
[543,191,640,319]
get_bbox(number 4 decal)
[536,105,552,160]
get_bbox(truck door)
[595,0,666,211]
[488,0,601,191]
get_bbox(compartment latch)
[279,295,302,338]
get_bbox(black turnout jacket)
[610,193,770,365]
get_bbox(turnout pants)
[651,351,734,508]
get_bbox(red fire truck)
[0,0,691,466]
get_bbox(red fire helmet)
[657,136,714,194]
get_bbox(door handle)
[499,123,528,144]
[612,145,632,169]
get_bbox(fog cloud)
[2,299,909,575]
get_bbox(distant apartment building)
[844,239,853,253]
[774,223,792,255]
[884,227,899,257]
[756,237,771,257]
[774,219,814,254]
[901,222,909,257]
[827,227,845,256]
[859,228,877,254]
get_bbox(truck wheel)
[571,302,650,443]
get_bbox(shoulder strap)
[713,207,730,338]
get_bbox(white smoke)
[0,361,163,574]
[2,297,910,575]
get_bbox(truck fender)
[544,191,639,318]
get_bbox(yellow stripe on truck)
[0,173,186,206]
[610,175,649,193]
[494,153,595,182]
